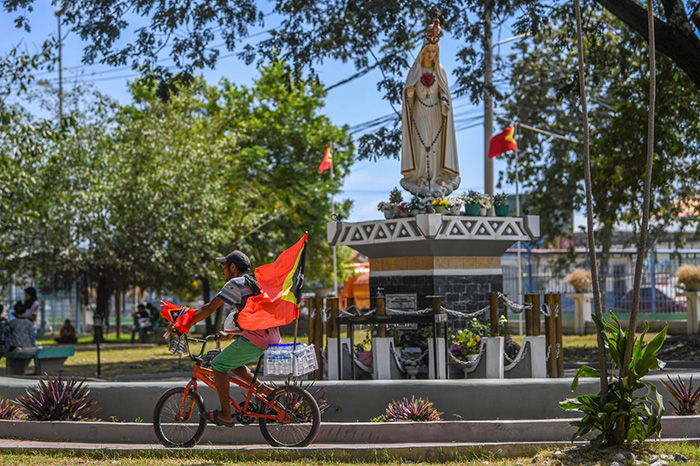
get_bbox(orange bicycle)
[153,334,321,448]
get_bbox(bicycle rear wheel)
[153,387,207,447]
[259,385,321,447]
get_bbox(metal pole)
[515,122,523,335]
[330,142,338,297]
[55,8,64,122]
[483,0,494,202]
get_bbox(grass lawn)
[0,442,698,465]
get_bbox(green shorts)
[211,336,264,372]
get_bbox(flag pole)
[331,142,338,297]
[515,121,523,336]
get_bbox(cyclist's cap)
[216,250,251,271]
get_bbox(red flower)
[420,72,435,88]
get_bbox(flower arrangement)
[431,198,450,208]
[676,264,700,291]
[448,329,482,360]
[393,201,410,217]
[449,195,465,207]
[409,195,424,213]
[565,268,592,293]
[377,201,393,213]
[478,193,493,209]
[493,193,509,207]
[462,190,480,205]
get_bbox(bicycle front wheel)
[153,387,207,448]
[259,385,321,447]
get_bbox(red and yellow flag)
[237,233,308,330]
[318,146,332,173]
[488,126,517,158]
[161,300,197,334]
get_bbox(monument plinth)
[327,214,540,312]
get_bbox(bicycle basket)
[264,343,318,377]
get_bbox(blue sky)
[2,1,522,223]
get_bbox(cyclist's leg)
[231,365,272,396]
[210,337,264,422]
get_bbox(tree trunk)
[574,0,609,401]
[94,276,111,343]
[115,290,121,339]
[621,0,657,378]
[202,277,214,335]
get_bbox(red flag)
[161,300,197,334]
[488,126,517,158]
[318,146,332,173]
[237,233,308,331]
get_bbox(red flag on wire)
[488,126,517,158]
[318,145,332,173]
[237,233,308,331]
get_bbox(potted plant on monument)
[463,190,480,216]
[430,197,449,214]
[478,193,492,216]
[377,201,394,219]
[564,268,592,293]
[676,264,700,292]
[448,329,481,363]
[493,193,510,217]
[448,195,465,215]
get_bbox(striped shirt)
[215,277,281,350]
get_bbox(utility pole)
[483,0,494,200]
[55,7,64,122]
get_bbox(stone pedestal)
[483,336,504,379]
[327,337,351,380]
[427,337,447,379]
[327,214,540,312]
[566,292,593,335]
[686,292,700,334]
[371,337,394,380]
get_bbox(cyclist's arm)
[189,297,225,326]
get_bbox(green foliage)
[17,376,100,421]
[503,8,700,248]
[0,62,354,311]
[560,313,666,447]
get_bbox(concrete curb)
[2,417,699,445]
[4,373,700,423]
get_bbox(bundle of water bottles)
[164,331,188,356]
[264,343,318,377]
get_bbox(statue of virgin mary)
[400,14,460,197]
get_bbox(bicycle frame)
[175,335,287,423]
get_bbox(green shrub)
[560,313,666,447]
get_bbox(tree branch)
[595,0,700,89]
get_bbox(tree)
[1,63,355,328]
[500,6,700,295]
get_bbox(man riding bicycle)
[171,250,280,427]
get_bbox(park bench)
[5,345,75,376]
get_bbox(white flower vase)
[479,207,487,216]
[450,205,461,216]
[383,211,394,219]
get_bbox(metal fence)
[502,249,700,319]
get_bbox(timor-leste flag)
[318,145,332,173]
[161,300,198,334]
[237,233,308,330]
[488,126,517,158]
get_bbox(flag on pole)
[237,233,308,330]
[488,126,517,158]
[318,145,332,173]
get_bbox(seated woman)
[55,319,78,344]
